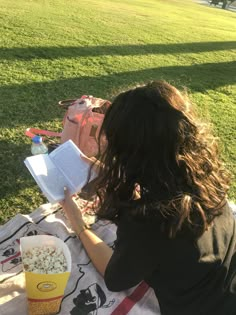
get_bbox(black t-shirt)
[104,203,236,315]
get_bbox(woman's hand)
[60,158,113,278]
[60,187,85,235]
[61,187,113,277]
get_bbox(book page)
[24,154,71,203]
[50,140,97,194]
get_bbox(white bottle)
[31,136,48,155]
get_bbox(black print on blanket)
[63,243,115,315]
[70,282,114,315]
[1,240,22,272]
[0,225,48,274]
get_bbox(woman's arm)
[61,187,113,276]
[61,189,158,292]
[79,228,113,276]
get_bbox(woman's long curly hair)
[92,80,230,238]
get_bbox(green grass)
[0,0,235,224]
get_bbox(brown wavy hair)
[92,81,230,238]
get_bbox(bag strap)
[92,100,111,114]
[25,128,61,139]
[58,99,77,110]
[58,95,89,110]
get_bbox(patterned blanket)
[0,203,161,315]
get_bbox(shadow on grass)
[0,138,51,218]
[0,60,235,128]
[0,60,235,211]
[0,42,236,60]
[0,139,35,198]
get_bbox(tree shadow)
[0,60,235,128]
[0,60,235,213]
[0,42,236,60]
[0,139,38,198]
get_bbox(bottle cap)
[32,135,42,144]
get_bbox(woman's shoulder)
[116,200,236,240]
[212,200,236,230]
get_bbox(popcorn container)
[20,235,71,315]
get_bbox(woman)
[62,81,236,315]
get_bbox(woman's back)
[147,202,236,315]
[104,202,236,315]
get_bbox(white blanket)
[0,203,161,315]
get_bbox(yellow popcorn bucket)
[20,235,71,315]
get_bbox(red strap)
[25,128,61,139]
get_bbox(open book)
[24,140,97,203]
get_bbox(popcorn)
[22,245,67,274]
[20,236,71,315]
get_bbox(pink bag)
[25,95,111,157]
[60,96,110,157]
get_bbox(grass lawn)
[0,0,235,224]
